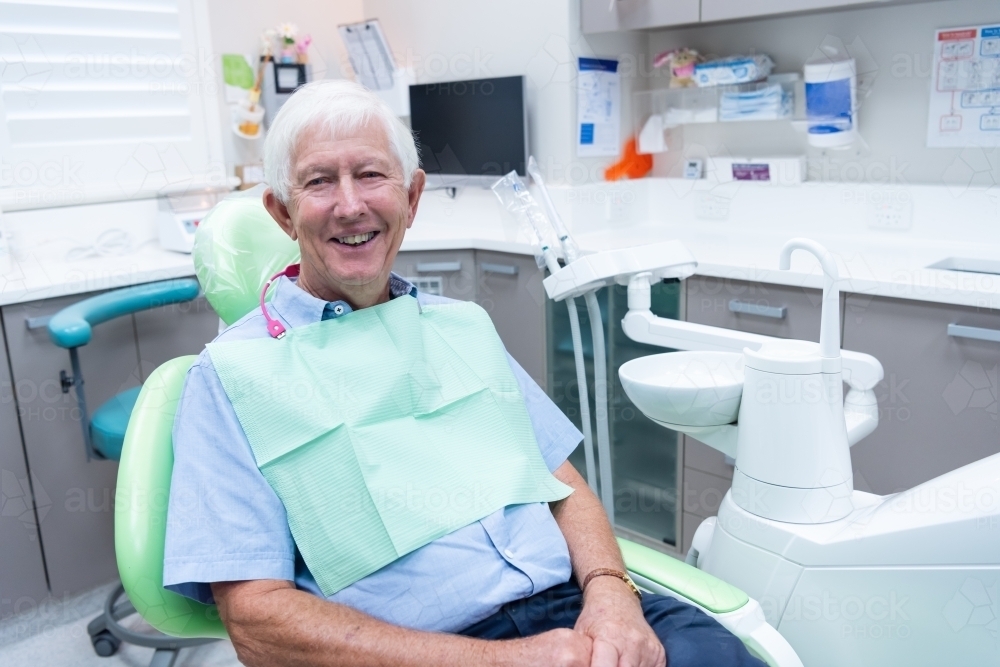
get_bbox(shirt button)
[504,548,514,559]
[333,304,345,315]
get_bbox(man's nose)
[332,176,366,218]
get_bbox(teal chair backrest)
[116,189,294,637]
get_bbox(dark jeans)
[459,581,765,667]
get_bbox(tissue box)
[694,55,773,87]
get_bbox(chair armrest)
[619,538,803,667]
[48,278,200,348]
[618,538,748,614]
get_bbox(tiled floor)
[0,582,241,667]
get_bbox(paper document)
[339,19,396,91]
[577,58,620,157]
[926,24,1000,147]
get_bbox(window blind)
[0,0,226,210]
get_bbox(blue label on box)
[579,57,618,73]
[981,26,1000,38]
[580,123,594,145]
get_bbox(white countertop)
[0,199,196,307]
[2,180,998,310]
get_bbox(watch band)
[581,568,643,601]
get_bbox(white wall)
[204,0,365,172]
[363,0,645,184]
[646,0,1000,186]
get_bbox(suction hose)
[584,290,615,523]
[540,254,598,494]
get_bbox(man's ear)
[405,169,426,229]
[263,188,297,240]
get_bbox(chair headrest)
[193,185,300,326]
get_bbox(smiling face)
[263,121,425,308]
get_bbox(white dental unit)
[514,166,999,666]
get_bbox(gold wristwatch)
[581,568,642,601]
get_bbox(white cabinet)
[582,0,700,34]
[1,289,219,597]
[842,295,1000,494]
[700,0,882,23]
[583,0,923,32]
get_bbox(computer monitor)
[408,75,527,188]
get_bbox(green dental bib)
[207,296,572,595]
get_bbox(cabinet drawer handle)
[728,300,786,319]
[26,315,53,330]
[416,261,462,273]
[481,262,519,276]
[948,323,1000,343]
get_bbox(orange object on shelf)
[604,138,652,181]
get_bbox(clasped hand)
[525,578,665,667]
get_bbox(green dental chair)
[111,189,802,667]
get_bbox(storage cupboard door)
[700,0,873,22]
[3,294,141,596]
[0,317,51,606]
[475,251,547,388]
[618,0,700,29]
[583,0,700,33]
[843,295,1000,494]
[686,276,825,341]
[393,250,477,302]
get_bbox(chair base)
[87,583,215,665]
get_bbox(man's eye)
[306,177,328,186]
[361,171,383,179]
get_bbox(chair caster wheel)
[91,630,121,657]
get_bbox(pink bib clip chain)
[260,263,300,339]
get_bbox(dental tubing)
[491,173,599,497]
[524,159,614,523]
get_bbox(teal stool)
[48,279,201,461]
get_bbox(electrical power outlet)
[867,199,913,231]
[695,192,731,220]
[605,191,632,222]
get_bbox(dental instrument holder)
[542,240,699,520]
[621,238,882,524]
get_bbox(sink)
[926,257,1000,276]
[619,351,744,427]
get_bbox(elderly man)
[164,80,762,667]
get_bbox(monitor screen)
[409,75,526,181]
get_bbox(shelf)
[634,78,807,154]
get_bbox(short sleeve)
[505,353,583,472]
[162,351,296,604]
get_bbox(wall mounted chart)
[927,24,1000,147]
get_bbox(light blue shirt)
[163,273,583,633]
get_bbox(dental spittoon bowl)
[619,351,745,427]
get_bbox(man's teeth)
[337,232,376,245]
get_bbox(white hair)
[263,79,419,203]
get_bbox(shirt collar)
[268,272,417,328]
